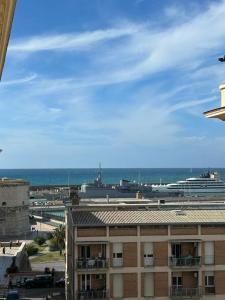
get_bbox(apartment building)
[66,204,225,299]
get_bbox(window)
[144,242,154,266]
[113,274,123,298]
[112,243,123,267]
[144,273,154,297]
[172,243,181,258]
[204,241,214,264]
[205,272,215,294]
[81,246,90,259]
[172,276,182,287]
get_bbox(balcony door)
[81,245,90,259]
[172,276,182,288]
[80,274,91,291]
[172,243,181,258]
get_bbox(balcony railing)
[112,257,123,267]
[170,256,201,267]
[76,258,108,269]
[205,286,215,294]
[77,290,108,299]
[144,257,154,266]
[170,287,202,298]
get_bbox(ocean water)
[0,168,225,186]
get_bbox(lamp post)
[218,55,225,62]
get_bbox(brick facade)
[154,242,168,266]
[109,227,137,236]
[77,227,106,237]
[215,271,225,294]
[124,273,138,297]
[123,242,137,267]
[154,272,168,297]
[140,225,168,236]
[171,225,198,235]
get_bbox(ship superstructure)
[152,171,225,195]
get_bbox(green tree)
[52,225,65,255]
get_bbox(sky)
[1,0,225,168]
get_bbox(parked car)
[55,277,65,288]
[4,290,20,300]
[24,274,53,288]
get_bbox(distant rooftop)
[0,178,29,186]
[71,209,225,227]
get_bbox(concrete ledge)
[203,106,225,121]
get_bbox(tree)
[52,225,65,255]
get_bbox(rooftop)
[71,209,225,227]
[0,178,29,186]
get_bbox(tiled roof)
[72,209,225,226]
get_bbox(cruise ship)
[152,171,225,195]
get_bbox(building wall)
[154,242,168,266]
[154,272,168,297]
[123,242,137,267]
[0,182,30,236]
[215,241,225,265]
[109,227,137,236]
[124,273,137,297]
[71,222,225,299]
[171,225,198,235]
[215,271,225,295]
[77,227,106,237]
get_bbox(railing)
[205,286,215,294]
[170,256,201,267]
[77,290,108,299]
[144,257,154,266]
[112,257,123,267]
[170,287,202,298]
[76,258,108,269]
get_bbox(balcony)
[205,286,215,294]
[77,289,108,299]
[112,257,123,267]
[170,287,202,298]
[170,256,201,268]
[76,258,108,269]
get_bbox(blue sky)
[1,0,225,168]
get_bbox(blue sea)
[0,168,225,186]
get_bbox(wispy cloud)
[9,25,139,53]
[2,1,225,167]
[1,74,37,86]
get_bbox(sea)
[0,168,225,186]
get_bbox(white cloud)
[9,25,139,53]
[1,74,37,86]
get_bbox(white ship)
[152,171,225,195]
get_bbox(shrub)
[48,237,59,251]
[34,236,46,246]
[46,232,53,240]
[26,242,39,256]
